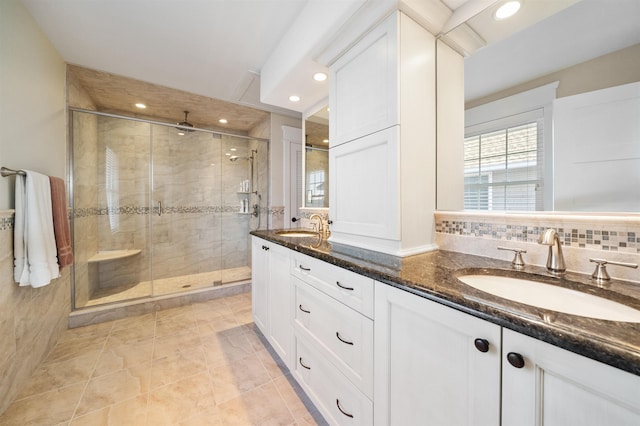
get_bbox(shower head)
[176,111,195,132]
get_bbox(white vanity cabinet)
[374,282,502,425]
[502,329,640,426]
[252,239,640,425]
[290,250,375,424]
[250,236,293,368]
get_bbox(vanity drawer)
[293,277,374,398]
[291,251,374,318]
[294,335,373,426]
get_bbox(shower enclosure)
[70,109,268,309]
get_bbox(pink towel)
[49,176,74,268]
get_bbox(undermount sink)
[275,230,319,238]
[458,274,640,323]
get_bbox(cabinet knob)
[474,338,490,353]
[299,265,311,271]
[262,245,269,251]
[507,352,525,368]
[291,217,299,222]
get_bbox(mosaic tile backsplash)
[435,214,640,254]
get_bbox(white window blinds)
[464,110,544,211]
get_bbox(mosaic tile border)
[435,220,639,254]
[0,216,13,231]
[73,205,280,217]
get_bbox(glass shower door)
[150,124,222,296]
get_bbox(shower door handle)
[157,201,162,216]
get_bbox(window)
[306,170,325,207]
[464,121,543,211]
[464,82,557,211]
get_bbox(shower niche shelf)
[88,249,142,263]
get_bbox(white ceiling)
[22,0,312,115]
[21,0,640,114]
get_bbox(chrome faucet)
[309,213,330,239]
[538,228,566,273]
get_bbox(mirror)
[303,106,330,208]
[439,0,640,213]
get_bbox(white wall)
[269,113,302,208]
[0,0,70,415]
[0,0,67,209]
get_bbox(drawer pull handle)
[336,399,354,418]
[298,304,310,314]
[336,281,354,291]
[299,357,311,370]
[300,265,311,271]
[336,332,354,345]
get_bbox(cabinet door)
[502,329,640,426]
[329,126,399,242]
[374,282,501,425]
[251,237,269,335]
[267,242,293,368]
[330,13,398,146]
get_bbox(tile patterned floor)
[0,292,326,426]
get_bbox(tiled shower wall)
[72,112,268,303]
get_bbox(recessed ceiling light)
[289,95,301,102]
[135,103,146,109]
[178,132,185,136]
[494,1,521,20]
[219,118,228,124]
[225,153,231,156]
[230,148,237,151]
[313,72,327,82]
[323,139,329,144]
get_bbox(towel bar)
[1,167,26,177]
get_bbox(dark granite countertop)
[251,229,640,376]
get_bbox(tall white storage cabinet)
[329,11,461,256]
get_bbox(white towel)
[14,170,60,287]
